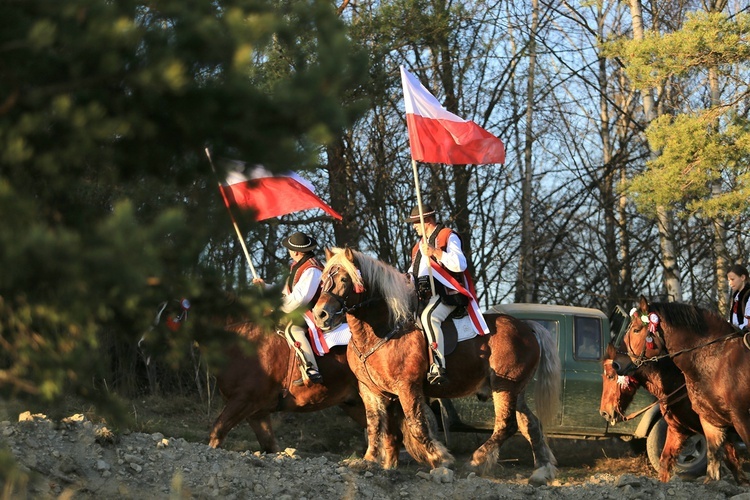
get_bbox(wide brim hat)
[404,205,437,224]
[282,232,317,253]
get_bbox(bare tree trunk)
[630,0,682,302]
[433,0,475,278]
[515,0,538,303]
[705,0,729,312]
[596,1,619,313]
[325,137,360,247]
[707,16,727,312]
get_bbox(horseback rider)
[253,231,324,384]
[406,204,485,385]
[727,264,750,332]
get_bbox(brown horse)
[142,298,364,451]
[623,296,750,482]
[599,343,746,483]
[312,247,560,484]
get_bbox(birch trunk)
[515,0,538,303]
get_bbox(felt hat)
[282,232,317,253]
[404,205,437,224]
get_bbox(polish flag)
[401,66,505,165]
[220,164,342,221]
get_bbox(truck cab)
[486,303,655,439]
[437,303,689,474]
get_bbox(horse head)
[313,247,415,332]
[314,247,368,331]
[599,343,640,425]
[623,295,667,363]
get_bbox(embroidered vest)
[411,224,465,285]
[286,254,323,309]
[730,283,750,326]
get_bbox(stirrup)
[427,363,448,385]
[306,367,323,384]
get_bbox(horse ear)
[325,247,334,260]
[605,342,616,359]
[344,247,354,262]
[639,295,649,313]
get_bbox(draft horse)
[599,343,746,483]
[141,297,364,451]
[622,296,750,482]
[312,247,560,484]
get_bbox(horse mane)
[326,247,414,327]
[650,301,718,337]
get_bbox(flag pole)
[204,148,259,280]
[411,158,436,296]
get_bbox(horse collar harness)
[349,320,407,362]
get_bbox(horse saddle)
[416,314,478,357]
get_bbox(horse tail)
[526,320,561,427]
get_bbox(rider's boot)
[287,324,322,385]
[427,342,448,386]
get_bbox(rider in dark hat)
[254,231,324,384]
[406,204,488,385]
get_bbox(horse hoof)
[528,464,557,486]
[344,458,380,472]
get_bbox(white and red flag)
[400,66,505,165]
[220,164,342,221]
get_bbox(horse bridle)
[605,357,689,423]
[620,309,745,372]
[320,264,376,318]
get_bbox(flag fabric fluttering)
[400,66,505,165]
[220,163,342,221]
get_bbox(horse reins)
[618,382,689,423]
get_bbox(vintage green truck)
[437,303,709,477]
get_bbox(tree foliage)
[0,0,366,419]
[607,11,750,219]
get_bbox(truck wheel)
[646,418,707,478]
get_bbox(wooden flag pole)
[205,148,258,280]
[411,158,436,295]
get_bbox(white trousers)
[420,295,456,368]
[286,323,319,373]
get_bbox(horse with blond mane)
[312,247,560,484]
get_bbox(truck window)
[527,319,559,343]
[574,316,601,360]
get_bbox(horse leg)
[209,399,255,448]
[470,385,518,473]
[726,412,750,485]
[247,415,278,453]
[359,383,388,466]
[398,388,454,469]
[515,395,557,486]
[339,400,368,429]
[721,440,748,485]
[700,419,727,482]
[658,426,689,482]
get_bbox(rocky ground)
[2,407,750,500]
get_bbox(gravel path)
[2,412,750,499]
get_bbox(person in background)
[253,232,324,384]
[727,264,750,332]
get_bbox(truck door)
[559,315,607,430]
